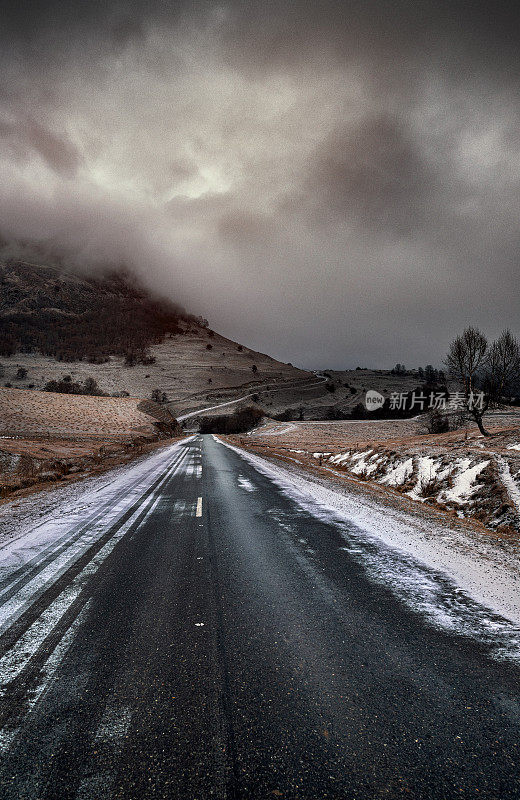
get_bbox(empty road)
[0,435,519,799]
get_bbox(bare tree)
[445,327,520,436]
[445,326,489,434]
[445,327,488,393]
[483,329,520,404]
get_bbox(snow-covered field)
[220,438,520,662]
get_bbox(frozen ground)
[240,414,520,532]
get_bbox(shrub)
[15,367,28,379]
[325,406,349,420]
[425,409,450,434]
[349,402,368,419]
[43,375,107,396]
[418,476,442,498]
[82,377,104,396]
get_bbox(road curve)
[0,435,518,798]
[176,376,327,421]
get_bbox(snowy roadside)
[0,437,194,549]
[219,438,520,629]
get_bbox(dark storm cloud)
[0,0,519,367]
[304,115,439,235]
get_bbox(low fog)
[1,1,519,368]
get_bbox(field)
[0,388,181,499]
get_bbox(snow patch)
[380,458,414,487]
[497,456,520,514]
[442,459,489,503]
[238,476,256,492]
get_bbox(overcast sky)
[0,1,518,368]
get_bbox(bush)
[273,408,299,421]
[349,402,368,419]
[43,375,107,396]
[425,409,450,434]
[417,474,443,498]
[151,388,168,403]
[15,367,28,380]
[324,406,349,420]
[199,406,263,434]
[125,350,155,366]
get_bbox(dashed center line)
[196,497,203,517]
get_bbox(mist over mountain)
[0,1,519,367]
[0,258,200,362]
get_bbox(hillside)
[0,259,196,361]
[0,387,181,440]
[0,260,314,417]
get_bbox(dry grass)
[0,387,184,500]
[229,411,520,536]
[0,387,169,440]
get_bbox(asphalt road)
[0,435,519,799]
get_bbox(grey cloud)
[305,115,438,235]
[217,210,275,246]
[0,115,82,176]
[0,1,518,368]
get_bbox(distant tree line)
[198,407,263,434]
[391,363,446,382]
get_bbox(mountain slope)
[0,259,196,360]
[0,260,313,416]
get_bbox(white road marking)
[237,476,255,492]
[196,497,203,517]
